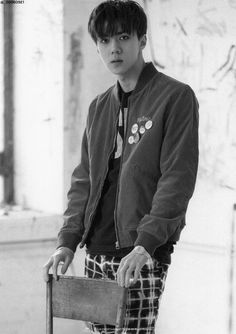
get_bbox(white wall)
[13,0,64,213]
[0,238,88,334]
[156,180,236,334]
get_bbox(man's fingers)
[133,266,141,284]
[125,267,134,288]
[118,259,137,287]
[52,256,61,281]
[43,248,74,283]
[61,256,71,274]
[117,260,129,287]
[43,258,53,282]
[117,252,149,287]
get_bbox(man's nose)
[111,39,121,54]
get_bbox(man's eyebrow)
[98,31,129,39]
[117,31,129,35]
[97,33,109,39]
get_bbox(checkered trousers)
[84,253,169,334]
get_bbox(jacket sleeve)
[56,99,96,252]
[135,85,199,255]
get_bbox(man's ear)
[140,34,147,50]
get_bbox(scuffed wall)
[144,0,236,190]
[66,27,84,153]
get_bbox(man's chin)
[108,66,127,77]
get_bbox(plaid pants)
[84,253,169,334]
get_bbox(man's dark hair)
[88,0,147,43]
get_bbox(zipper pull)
[115,241,120,249]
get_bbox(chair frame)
[46,274,128,334]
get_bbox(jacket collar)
[113,62,158,101]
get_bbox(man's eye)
[100,38,109,44]
[120,35,129,40]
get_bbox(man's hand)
[43,247,74,282]
[117,246,151,288]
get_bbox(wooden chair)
[46,274,128,334]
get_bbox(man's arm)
[57,129,91,251]
[135,85,199,252]
[43,129,91,281]
[117,85,199,287]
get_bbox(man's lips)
[111,59,123,63]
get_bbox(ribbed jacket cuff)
[134,231,157,256]
[57,232,80,253]
[57,246,74,255]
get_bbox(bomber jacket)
[57,62,199,257]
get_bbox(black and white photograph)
[0,1,236,333]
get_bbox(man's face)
[96,29,146,77]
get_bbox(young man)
[43,1,199,333]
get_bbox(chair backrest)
[46,274,128,334]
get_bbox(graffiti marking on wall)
[66,27,84,152]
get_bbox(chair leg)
[115,288,128,334]
[46,275,53,334]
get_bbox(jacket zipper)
[81,106,120,247]
[114,100,131,249]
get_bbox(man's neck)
[117,58,145,93]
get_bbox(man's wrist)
[133,245,152,260]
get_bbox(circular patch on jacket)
[133,133,140,144]
[145,120,153,130]
[128,136,135,144]
[131,123,139,134]
[139,126,146,134]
